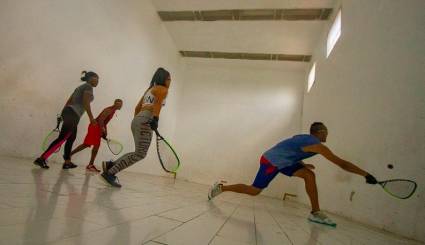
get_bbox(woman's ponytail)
[80,70,98,82]
[80,71,88,81]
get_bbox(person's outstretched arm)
[303,144,377,184]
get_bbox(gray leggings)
[108,111,153,175]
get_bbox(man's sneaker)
[308,211,337,227]
[63,162,78,169]
[100,172,122,188]
[208,182,223,200]
[33,158,49,169]
[102,161,114,173]
[86,164,101,172]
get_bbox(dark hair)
[310,122,327,134]
[149,67,170,88]
[80,71,98,82]
[114,99,123,103]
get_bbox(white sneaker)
[208,182,223,200]
[308,211,337,227]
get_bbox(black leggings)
[41,107,80,161]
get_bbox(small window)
[326,9,341,58]
[307,63,316,92]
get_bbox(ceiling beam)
[158,8,332,21]
[179,51,311,62]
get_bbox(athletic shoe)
[33,158,49,169]
[102,161,114,173]
[62,162,78,169]
[100,172,122,188]
[208,182,223,200]
[308,211,337,227]
[86,164,101,172]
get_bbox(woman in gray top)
[34,71,98,169]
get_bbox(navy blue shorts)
[252,156,304,189]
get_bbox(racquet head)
[105,138,123,155]
[379,179,417,199]
[155,130,180,173]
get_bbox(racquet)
[154,129,180,173]
[378,179,417,199]
[103,138,123,155]
[41,115,62,153]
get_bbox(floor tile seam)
[207,203,240,245]
[44,212,182,245]
[149,203,237,244]
[156,203,216,224]
[265,206,296,245]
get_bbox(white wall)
[301,0,425,242]
[2,0,423,241]
[0,0,184,176]
[175,58,306,198]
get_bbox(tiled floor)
[0,156,422,245]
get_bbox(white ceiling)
[163,21,325,54]
[152,0,336,70]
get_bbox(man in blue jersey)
[208,122,378,226]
